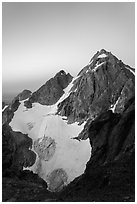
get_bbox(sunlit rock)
[46,168,68,192]
[34,137,56,161]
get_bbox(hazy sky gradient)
[2,2,135,96]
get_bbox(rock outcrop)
[2,98,20,125]
[25,70,73,107]
[34,137,56,161]
[2,124,36,175]
[16,89,32,101]
[78,97,134,165]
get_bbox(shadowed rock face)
[57,49,134,123]
[2,124,36,175]
[2,90,31,124]
[2,102,6,109]
[2,99,21,125]
[24,70,73,107]
[34,137,56,161]
[46,168,68,192]
[78,96,134,166]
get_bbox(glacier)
[9,78,91,192]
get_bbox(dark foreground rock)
[2,124,36,175]
[2,171,56,202]
[3,150,134,202]
[2,124,53,202]
[57,150,134,202]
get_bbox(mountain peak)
[98,48,110,55]
[89,49,116,64]
[24,70,73,107]
[58,49,135,123]
[56,70,67,77]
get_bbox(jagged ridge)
[24,70,73,107]
[57,49,135,123]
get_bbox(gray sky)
[2,2,135,95]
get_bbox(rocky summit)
[2,49,135,202]
[24,70,73,107]
[58,49,134,123]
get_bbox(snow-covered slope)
[10,77,91,192]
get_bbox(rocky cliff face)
[78,98,134,164]
[2,89,31,124]
[2,124,36,175]
[57,49,134,123]
[2,99,20,125]
[24,70,73,107]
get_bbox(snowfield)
[10,78,91,192]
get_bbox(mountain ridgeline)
[2,49,135,201]
[58,49,134,123]
[24,70,72,107]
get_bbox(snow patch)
[88,59,93,66]
[19,97,30,102]
[109,97,120,113]
[92,62,105,72]
[86,69,89,73]
[53,75,80,108]
[97,53,107,58]
[2,105,8,112]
